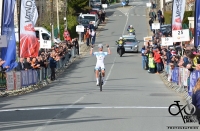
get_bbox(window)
[125,39,136,42]
[35,31,39,39]
[42,33,50,40]
[83,16,95,21]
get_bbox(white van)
[15,27,61,44]
[81,14,99,28]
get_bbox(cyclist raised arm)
[90,44,111,86]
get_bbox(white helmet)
[130,25,133,27]
[119,37,122,40]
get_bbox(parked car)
[81,14,99,28]
[122,35,140,53]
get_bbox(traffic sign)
[146,3,151,7]
[0,35,7,47]
[40,40,51,49]
[76,25,84,32]
[152,23,160,29]
[172,29,190,42]
[161,37,173,46]
[102,4,107,8]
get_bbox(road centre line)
[0,106,173,112]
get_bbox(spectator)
[192,78,200,124]
[91,29,96,45]
[63,28,72,42]
[149,18,153,31]
[141,46,146,70]
[149,10,154,21]
[101,11,106,23]
[88,21,95,31]
[160,15,165,25]
[154,48,162,74]
[49,52,58,81]
[0,59,9,71]
[16,58,25,71]
[85,28,90,46]
[148,52,156,73]
[24,57,32,70]
[157,9,162,23]
[31,57,40,69]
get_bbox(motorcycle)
[116,41,125,57]
[128,29,135,35]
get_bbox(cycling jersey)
[93,51,108,70]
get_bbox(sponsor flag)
[194,0,200,47]
[1,0,18,71]
[171,0,186,31]
[20,0,39,58]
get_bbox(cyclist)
[116,37,125,53]
[90,44,111,86]
[127,25,135,32]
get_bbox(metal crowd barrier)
[2,47,78,91]
[162,66,198,103]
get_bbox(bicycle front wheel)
[99,74,102,91]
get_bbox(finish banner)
[20,0,39,58]
[194,0,200,47]
[171,0,186,30]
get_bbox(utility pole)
[50,0,54,44]
[64,0,67,29]
[17,0,21,58]
[56,0,60,38]
[89,0,91,7]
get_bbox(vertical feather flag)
[20,0,39,58]
[1,0,18,71]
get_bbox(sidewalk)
[146,8,159,36]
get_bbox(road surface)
[0,0,199,131]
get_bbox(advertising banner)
[6,72,15,91]
[194,0,200,47]
[21,70,29,86]
[20,0,39,58]
[32,70,38,84]
[172,67,179,84]
[28,69,33,85]
[171,0,186,30]
[1,0,18,71]
[14,72,22,90]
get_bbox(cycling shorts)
[95,63,105,70]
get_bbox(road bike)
[98,67,103,91]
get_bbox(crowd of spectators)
[0,35,79,81]
[141,28,200,121]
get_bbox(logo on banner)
[167,101,200,129]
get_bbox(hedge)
[164,11,194,26]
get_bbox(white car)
[81,14,99,28]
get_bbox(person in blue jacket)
[49,53,58,81]
[192,78,200,124]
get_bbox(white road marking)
[136,14,140,16]
[34,95,86,131]
[113,15,116,16]
[119,15,122,16]
[0,106,173,112]
[143,15,146,16]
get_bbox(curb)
[159,72,192,103]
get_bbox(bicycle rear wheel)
[99,73,102,91]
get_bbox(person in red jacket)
[63,28,72,42]
[154,48,162,74]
